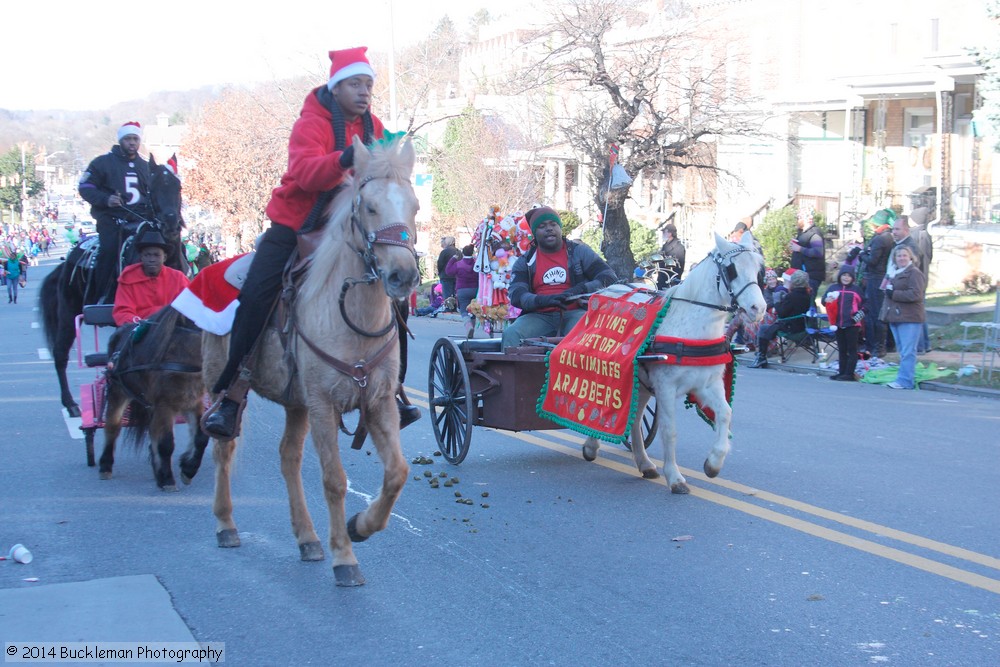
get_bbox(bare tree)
[182,85,306,250]
[426,105,543,241]
[515,0,769,278]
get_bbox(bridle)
[669,247,762,313]
[292,171,417,436]
[337,174,417,338]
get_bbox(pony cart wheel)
[428,338,473,465]
[84,428,97,467]
[639,400,657,450]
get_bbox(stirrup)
[200,392,247,439]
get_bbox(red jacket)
[266,87,385,231]
[113,264,190,325]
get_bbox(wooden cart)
[426,336,657,464]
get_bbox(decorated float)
[468,206,533,335]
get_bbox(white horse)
[582,232,766,493]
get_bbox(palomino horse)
[582,232,766,492]
[99,306,209,490]
[39,155,187,418]
[202,135,420,587]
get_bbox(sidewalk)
[735,347,1000,400]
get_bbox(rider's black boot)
[398,397,421,429]
[202,398,241,439]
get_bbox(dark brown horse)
[100,306,210,490]
[39,155,187,418]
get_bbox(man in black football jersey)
[78,121,154,303]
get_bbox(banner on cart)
[538,288,669,443]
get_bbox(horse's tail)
[38,264,63,353]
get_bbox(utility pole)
[388,0,399,131]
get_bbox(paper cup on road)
[8,544,33,564]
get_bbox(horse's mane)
[300,136,412,311]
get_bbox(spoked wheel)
[84,428,97,467]
[428,338,474,465]
[637,398,657,450]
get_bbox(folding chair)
[805,307,839,364]
[776,308,838,364]
[775,313,809,362]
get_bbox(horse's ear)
[149,153,158,168]
[166,154,179,177]
[714,232,727,248]
[351,134,367,171]
[400,136,415,172]
[739,231,756,249]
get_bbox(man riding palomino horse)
[202,46,420,439]
[78,121,156,304]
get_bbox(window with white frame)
[904,108,934,148]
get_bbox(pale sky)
[3,0,531,111]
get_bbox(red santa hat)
[782,268,797,283]
[117,121,142,141]
[327,47,376,90]
[171,254,244,335]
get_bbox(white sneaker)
[886,381,908,390]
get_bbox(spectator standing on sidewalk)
[823,264,865,381]
[446,244,479,338]
[436,236,461,306]
[856,210,895,357]
[789,208,826,299]
[881,246,926,390]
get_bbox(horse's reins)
[668,247,760,313]
[338,173,417,338]
[108,321,202,412]
[292,172,416,442]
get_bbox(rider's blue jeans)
[889,321,921,389]
[501,308,586,350]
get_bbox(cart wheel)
[638,399,657,450]
[84,428,97,467]
[428,338,473,465]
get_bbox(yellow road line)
[407,387,1000,593]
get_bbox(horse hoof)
[180,473,192,485]
[333,564,366,587]
[641,468,660,479]
[216,529,241,548]
[582,447,596,462]
[299,541,325,561]
[159,484,179,492]
[703,459,721,478]
[67,406,82,419]
[670,481,691,494]
[99,471,112,480]
[347,514,369,543]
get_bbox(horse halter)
[712,246,763,311]
[670,247,761,313]
[339,174,417,338]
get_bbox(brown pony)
[202,135,420,587]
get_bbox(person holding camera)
[789,210,826,299]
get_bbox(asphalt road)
[1,259,998,666]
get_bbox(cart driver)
[112,229,189,327]
[502,206,616,350]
